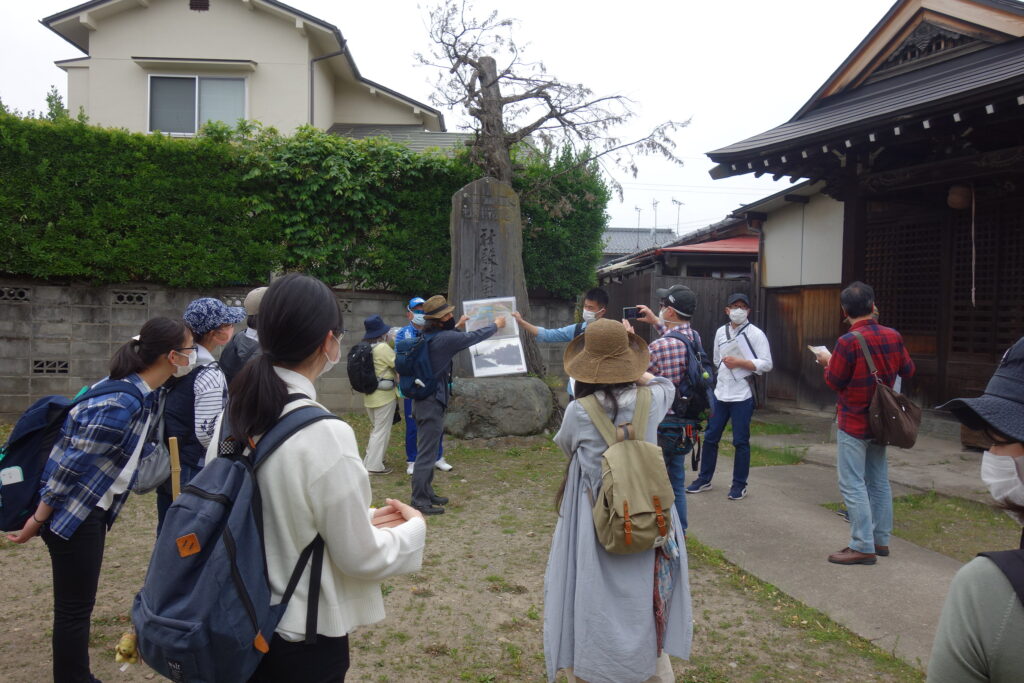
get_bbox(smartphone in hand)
[623,306,640,319]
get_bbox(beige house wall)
[312,57,334,130]
[64,65,90,118]
[762,194,844,287]
[80,0,309,132]
[333,80,427,126]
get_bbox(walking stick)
[168,436,181,501]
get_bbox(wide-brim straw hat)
[938,336,1024,442]
[564,318,650,384]
[423,295,455,320]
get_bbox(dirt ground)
[0,416,921,682]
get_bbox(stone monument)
[445,177,553,437]
[447,177,544,378]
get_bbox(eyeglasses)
[173,345,198,353]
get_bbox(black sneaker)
[414,505,445,516]
[727,485,747,501]
[430,495,449,505]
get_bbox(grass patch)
[824,491,1021,562]
[893,491,1019,562]
[716,438,806,467]
[749,420,803,435]
[686,536,924,681]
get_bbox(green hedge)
[0,115,608,298]
[0,115,280,287]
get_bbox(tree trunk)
[476,56,514,184]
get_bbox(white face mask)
[981,450,1024,525]
[729,308,749,325]
[582,309,602,324]
[411,312,426,326]
[172,349,198,378]
[319,333,342,378]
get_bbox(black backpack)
[665,330,716,421]
[346,342,379,394]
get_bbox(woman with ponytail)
[6,316,191,683]
[210,273,425,682]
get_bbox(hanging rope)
[971,182,977,308]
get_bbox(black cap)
[727,293,751,307]
[654,284,697,318]
[937,336,1024,442]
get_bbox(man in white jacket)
[685,293,773,501]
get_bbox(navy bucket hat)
[183,297,246,337]
[362,315,390,341]
[938,336,1024,442]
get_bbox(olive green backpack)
[579,386,675,554]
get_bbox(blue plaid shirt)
[40,374,154,540]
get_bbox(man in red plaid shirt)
[814,281,915,566]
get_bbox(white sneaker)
[435,457,453,472]
[406,462,414,475]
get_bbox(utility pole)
[650,199,659,240]
[634,206,643,250]
[672,198,684,236]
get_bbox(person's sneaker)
[413,504,445,516]
[406,462,415,475]
[727,485,747,501]
[367,466,393,475]
[835,507,850,523]
[435,457,453,472]
[828,547,876,565]
[685,480,712,494]
[430,495,449,505]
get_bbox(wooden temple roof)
[707,38,1024,181]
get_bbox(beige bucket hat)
[563,318,650,384]
[423,295,455,320]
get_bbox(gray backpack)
[579,387,675,554]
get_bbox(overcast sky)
[1,0,897,235]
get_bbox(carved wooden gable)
[872,21,980,74]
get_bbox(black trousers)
[248,634,350,683]
[42,507,107,683]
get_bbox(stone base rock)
[445,377,553,439]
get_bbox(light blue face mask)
[411,311,426,325]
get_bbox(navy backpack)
[665,330,716,421]
[0,380,143,532]
[395,332,438,400]
[133,402,337,683]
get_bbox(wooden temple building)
[707,0,1024,411]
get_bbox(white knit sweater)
[207,367,425,641]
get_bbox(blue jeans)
[658,419,691,531]
[698,397,755,488]
[836,429,892,554]
[404,398,443,463]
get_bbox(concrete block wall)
[0,279,575,420]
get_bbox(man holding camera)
[627,284,702,532]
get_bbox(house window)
[149,76,244,134]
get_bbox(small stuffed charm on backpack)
[114,632,138,664]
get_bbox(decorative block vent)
[0,287,30,302]
[112,290,149,306]
[339,300,353,313]
[222,295,244,308]
[190,0,210,10]
[33,360,70,375]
